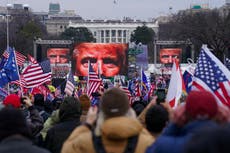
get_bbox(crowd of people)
[0,83,230,153]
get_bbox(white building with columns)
[68,20,159,43]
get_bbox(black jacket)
[0,135,50,153]
[45,119,81,153]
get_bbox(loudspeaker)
[37,44,42,62]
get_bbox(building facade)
[69,20,158,43]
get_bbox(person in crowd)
[45,96,82,153]
[137,96,170,138]
[145,105,169,138]
[185,126,230,153]
[34,94,50,122]
[61,88,154,153]
[73,43,128,77]
[132,100,147,116]
[3,94,44,138]
[47,48,69,64]
[41,95,90,140]
[146,90,223,153]
[79,94,91,122]
[0,107,50,153]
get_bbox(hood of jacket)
[101,116,143,140]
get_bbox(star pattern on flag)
[194,50,228,91]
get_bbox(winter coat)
[34,105,50,122]
[61,117,154,153]
[40,110,60,139]
[45,119,81,153]
[26,106,44,137]
[0,135,50,153]
[146,120,219,153]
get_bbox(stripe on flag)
[87,62,102,100]
[192,45,230,107]
[64,71,76,96]
[3,49,26,66]
[22,60,51,88]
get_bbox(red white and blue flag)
[22,60,51,88]
[192,45,230,107]
[3,49,26,66]
[64,70,76,96]
[87,61,102,100]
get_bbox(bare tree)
[159,9,230,61]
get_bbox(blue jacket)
[146,120,218,153]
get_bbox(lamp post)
[6,8,9,49]
[6,4,12,49]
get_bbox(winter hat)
[100,88,130,118]
[186,90,217,119]
[59,96,82,121]
[0,107,31,141]
[3,94,21,108]
[79,94,90,111]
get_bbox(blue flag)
[142,70,149,90]
[183,70,193,93]
[0,48,19,87]
[0,57,7,70]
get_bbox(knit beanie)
[0,107,31,141]
[59,96,82,121]
[100,88,130,118]
[3,94,21,108]
[186,90,217,119]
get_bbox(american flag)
[22,60,51,88]
[135,81,141,97]
[27,54,37,64]
[120,85,133,104]
[10,75,26,87]
[64,71,76,96]
[3,49,26,66]
[87,62,102,100]
[55,85,62,97]
[192,45,230,106]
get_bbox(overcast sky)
[1,0,226,20]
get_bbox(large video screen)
[160,48,182,64]
[73,43,128,77]
[46,48,71,78]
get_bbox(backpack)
[92,131,139,153]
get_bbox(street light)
[6,4,12,49]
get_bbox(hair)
[59,96,82,122]
[145,105,169,134]
[34,94,44,106]
[0,106,31,141]
[131,101,146,116]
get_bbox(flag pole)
[98,62,101,79]
[87,60,90,94]
[13,48,23,96]
[140,66,143,91]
